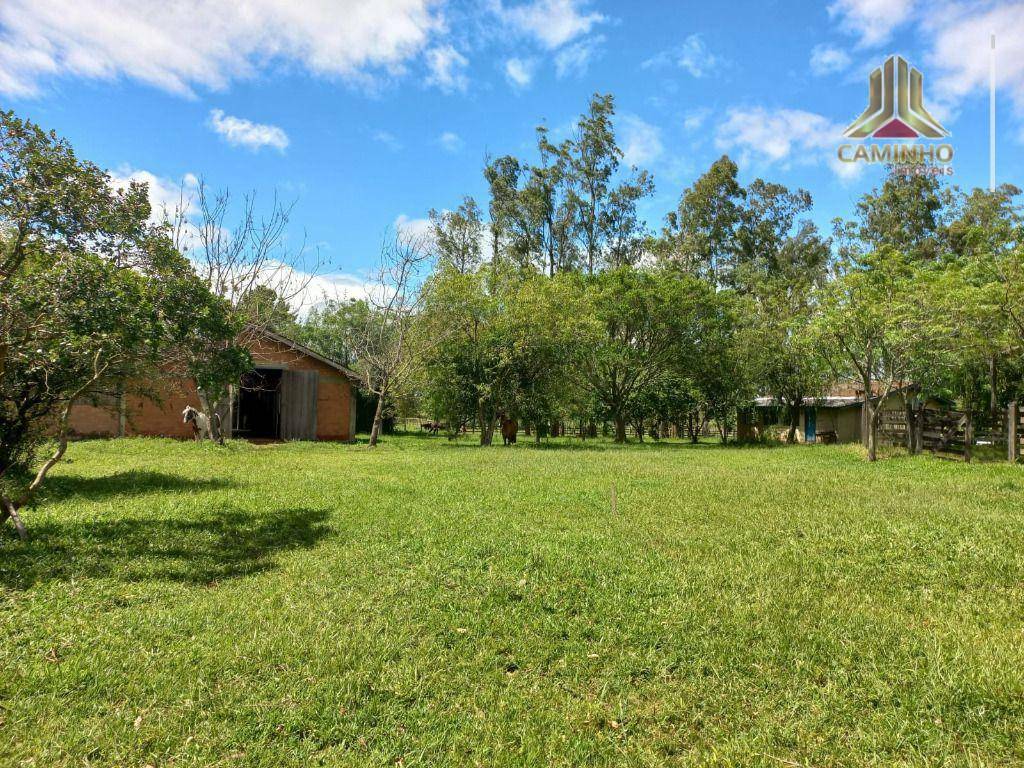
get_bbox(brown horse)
[500,415,518,446]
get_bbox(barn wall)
[247,337,353,441]
[67,399,121,437]
[815,406,862,443]
[68,335,355,441]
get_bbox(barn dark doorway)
[234,368,282,439]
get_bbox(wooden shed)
[69,328,359,442]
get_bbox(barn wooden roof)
[254,327,361,383]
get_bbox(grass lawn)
[2,436,1023,767]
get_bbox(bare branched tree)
[166,180,325,439]
[352,229,434,447]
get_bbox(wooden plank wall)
[280,369,319,441]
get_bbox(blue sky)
[2,0,1022,304]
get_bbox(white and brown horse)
[182,405,221,442]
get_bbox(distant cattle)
[421,421,444,435]
[500,416,518,446]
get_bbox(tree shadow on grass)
[0,506,333,590]
[42,470,237,501]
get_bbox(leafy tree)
[419,266,587,444]
[580,267,705,443]
[815,247,920,461]
[563,93,620,274]
[483,154,523,267]
[419,266,513,444]
[946,184,1024,413]
[688,289,753,443]
[602,168,654,269]
[835,170,950,263]
[236,285,299,337]
[0,110,239,536]
[522,129,574,276]
[430,196,485,274]
[482,94,653,276]
[733,179,813,291]
[746,223,833,442]
[299,298,369,367]
[658,155,744,285]
[912,264,1002,451]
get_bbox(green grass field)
[2,436,1023,767]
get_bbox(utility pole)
[990,33,996,192]
[988,33,1019,465]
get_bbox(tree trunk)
[613,414,627,443]
[866,406,878,462]
[860,372,873,449]
[1009,401,1019,463]
[196,388,223,443]
[1,496,27,541]
[914,403,925,455]
[964,407,974,464]
[368,392,386,447]
[786,403,800,444]
[909,403,917,456]
[478,400,495,446]
[990,356,999,424]
[863,394,881,461]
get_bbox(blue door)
[804,407,817,443]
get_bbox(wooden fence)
[880,402,1022,462]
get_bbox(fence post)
[1010,401,1019,463]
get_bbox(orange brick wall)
[68,336,356,441]
[247,337,354,441]
[67,402,121,437]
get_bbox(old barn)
[69,329,359,442]
[745,383,948,444]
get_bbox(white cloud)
[371,129,403,151]
[288,269,387,314]
[925,3,1024,115]
[424,44,469,93]
[236,258,393,317]
[715,106,860,180]
[642,34,722,78]
[108,166,199,223]
[619,114,663,167]
[682,107,711,131]
[504,57,536,89]
[438,131,464,152]
[209,109,289,152]
[496,0,604,49]
[0,0,442,98]
[809,44,851,76]
[394,213,435,243]
[828,0,915,48]
[554,35,603,78]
